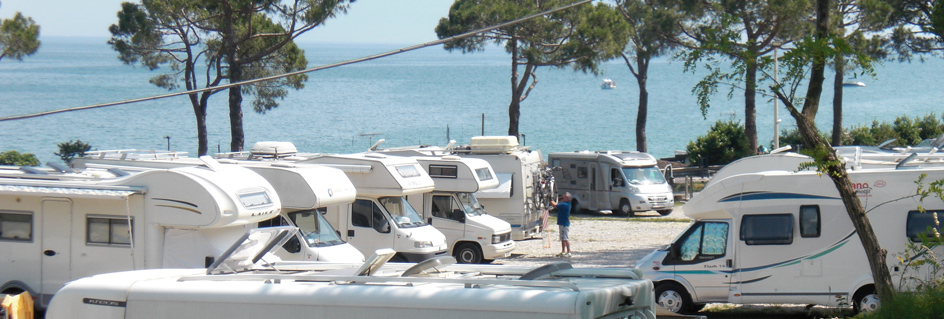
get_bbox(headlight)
[414,241,433,248]
[492,235,501,244]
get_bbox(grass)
[856,287,944,319]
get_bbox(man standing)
[551,192,572,257]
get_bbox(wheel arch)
[1,280,35,296]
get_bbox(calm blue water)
[2,37,943,164]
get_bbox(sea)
[2,36,943,164]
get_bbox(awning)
[0,184,143,199]
[474,173,512,199]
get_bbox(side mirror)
[452,209,466,222]
[283,236,302,253]
[667,243,678,260]
[376,219,390,233]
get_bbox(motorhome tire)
[657,209,673,216]
[853,286,880,313]
[655,282,692,314]
[616,199,634,217]
[455,243,483,264]
[570,199,581,214]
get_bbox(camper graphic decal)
[718,192,839,202]
[154,198,201,214]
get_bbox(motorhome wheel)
[853,287,880,313]
[570,199,581,214]
[655,282,692,314]
[454,243,483,264]
[657,209,673,216]
[617,199,634,217]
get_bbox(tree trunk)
[508,38,521,138]
[831,55,844,146]
[228,67,245,152]
[222,3,244,152]
[744,58,758,153]
[635,55,649,153]
[782,0,896,303]
[188,93,209,156]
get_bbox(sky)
[0,0,456,44]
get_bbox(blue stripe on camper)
[719,192,839,202]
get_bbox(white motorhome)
[376,136,553,241]
[635,153,944,314]
[218,144,449,263]
[404,155,515,263]
[548,151,674,216]
[0,157,281,308]
[72,150,366,263]
[46,227,657,319]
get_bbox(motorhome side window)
[740,214,793,245]
[577,167,588,178]
[351,199,389,233]
[431,195,453,219]
[0,211,33,241]
[906,210,944,242]
[799,205,821,238]
[678,222,728,262]
[429,165,458,178]
[475,168,494,181]
[87,216,133,246]
[611,168,624,186]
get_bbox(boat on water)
[601,78,616,89]
[46,226,658,319]
[842,80,866,87]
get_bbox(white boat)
[601,78,616,89]
[842,80,866,87]
[46,226,658,319]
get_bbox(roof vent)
[249,142,298,158]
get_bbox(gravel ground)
[491,207,692,268]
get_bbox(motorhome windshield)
[288,209,345,247]
[622,166,667,185]
[379,197,426,228]
[456,193,485,216]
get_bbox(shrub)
[687,120,754,166]
[55,140,92,164]
[0,150,40,166]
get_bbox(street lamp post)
[164,136,170,151]
[773,44,781,150]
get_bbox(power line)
[0,0,592,123]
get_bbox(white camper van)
[46,227,658,319]
[376,137,553,241]
[0,157,281,308]
[548,151,674,216]
[404,155,515,263]
[72,151,365,263]
[636,153,944,314]
[244,149,448,262]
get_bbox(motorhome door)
[40,199,72,305]
[428,194,465,242]
[346,199,394,255]
[664,219,733,303]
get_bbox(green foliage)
[0,150,39,166]
[55,140,92,164]
[0,11,40,62]
[856,286,944,319]
[686,120,754,166]
[778,113,944,148]
[436,0,630,74]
